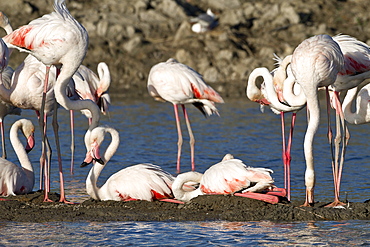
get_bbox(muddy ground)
[1,191,370,222]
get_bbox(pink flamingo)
[172,154,275,202]
[246,55,305,201]
[290,34,344,206]
[2,0,94,203]
[81,126,174,202]
[288,34,370,206]
[0,119,35,196]
[147,58,224,173]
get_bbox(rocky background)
[0,0,369,99]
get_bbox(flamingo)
[172,154,275,202]
[287,34,370,206]
[69,62,111,173]
[0,38,21,159]
[0,119,35,196]
[81,126,175,202]
[290,34,344,206]
[246,55,305,201]
[147,58,224,173]
[342,82,370,125]
[2,0,93,203]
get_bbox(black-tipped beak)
[95,158,105,165]
[80,162,90,168]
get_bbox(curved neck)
[342,86,362,124]
[282,72,307,107]
[54,65,100,149]
[172,171,203,201]
[247,67,269,102]
[9,121,34,187]
[86,127,119,200]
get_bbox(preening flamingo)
[0,38,21,159]
[342,82,370,125]
[2,0,93,203]
[81,126,174,202]
[172,154,275,202]
[0,119,35,196]
[290,34,344,206]
[147,58,224,173]
[246,55,305,201]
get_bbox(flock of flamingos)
[0,0,369,208]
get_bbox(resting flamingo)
[2,0,94,203]
[246,55,305,201]
[290,34,344,206]
[0,38,21,159]
[81,126,175,202]
[172,154,275,202]
[147,58,224,173]
[0,119,35,196]
[342,82,370,125]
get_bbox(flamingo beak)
[80,141,105,167]
[25,134,35,153]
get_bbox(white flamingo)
[0,119,35,196]
[148,58,224,173]
[81,126,175,201]
[172,154,274,202]
[2,0,94,203]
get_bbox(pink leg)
[285,112,296,202]
[326,91,346,207]
[70,110,75,174]
[182,105,195,171]
[173,104,183,173]
[280,112,288,192]
[53,102,73,204]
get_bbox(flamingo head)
[80,140,104,167]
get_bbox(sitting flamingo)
[0,119,35,196]
[81,126,174,201]
[172,154,275,202]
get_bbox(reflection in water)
[0,220,369,245]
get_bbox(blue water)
[1,97,369,245]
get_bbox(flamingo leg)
[70,110,75,174]
[53,102,73,204]
[0,120,6,159]
[173,104,183,173]
[326,87,335,171]
[285,112,296,201]
[280,112,288,194]
[326,91,346,207]
[182,105,195,172]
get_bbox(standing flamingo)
[81,126,175,201]
[288,34,370,206]
[342,82,370,124]
[0,38,21,159]
[172,154,275,202]
[0,119,35,196]
[290,34,344,206]
[246,55,305,201]
[147,58,224,173]
[2,0,94,203]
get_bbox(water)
[1,97,369,245]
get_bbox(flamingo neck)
[54,65,100,150]
[172,171,204,201]
[9,120,34,189]
[342,86,360,124]
[86,127,120,200]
